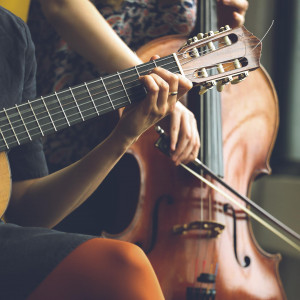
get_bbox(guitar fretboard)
[0,54,180,152]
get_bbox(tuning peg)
[219,25,231,32]
[233,59,242,69]
[186,38,193,45]
[217,81,225,92]
[217,76,233,92]
[215,63,232,92]
[192,36,198,43]
[191,47,200,57]
[199,86,209,95]
[199,81,216,95]
[204,31,214,38]
[223,35,232,46]
[231,72,249,84]
[197,33,204,40]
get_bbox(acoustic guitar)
[0,25,261,216]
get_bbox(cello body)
[103,35,287,299]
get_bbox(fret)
[134,66,140,77]
[70,87,85,121]
[0,53,182,153]
[52,89,81,125]
[155,55,180,75]
[172,53,185,76]
[83,79,113,117]
[134,65,148,97]
[55,91,70,126]
[0,128,9,150]
[3,105,30,146]
[135,61,154,76]
[101,77,115,110]
[66,82,100,121]
[119,67,146,105]
[42,94,71,130]
[15,104,32,141]
[117,72,131,104]
[3,108,20,145]
[28,100,44,136]
[4,106,32,146]
[84,82,99,116]
[41,96,57,131]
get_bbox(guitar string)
[0,36,237,125]
[0,37,250,144]
[0,57,246,146]
[0,57,242,145]
[3,25,257,126]
[0,44,242,136]
[0,39,231,124]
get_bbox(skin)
[217,0,249,28]
[36,0,201,166]
[7,0,248,229]
[4,2,248,298]
[6,66,193,228]
[33,0,247,165]
[31,0,248,166]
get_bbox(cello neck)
[196,0,224,177]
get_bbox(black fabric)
[0,6,93,299]
[0,221,92,300]
[0,5,48,180]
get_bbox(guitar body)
[0,152,11,217]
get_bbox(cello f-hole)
[223,203,251,268]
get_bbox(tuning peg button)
[231,72,249,84]
[217,76,233,92]
[197,33,204,40]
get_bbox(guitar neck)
[0,54,181,152]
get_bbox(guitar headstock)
[177,25,262,94]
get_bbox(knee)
[108,241,150,273]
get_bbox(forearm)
[7,66,192,228]
[7,128,135,228]
[39,0,142,73]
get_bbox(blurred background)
[245,0,300,299]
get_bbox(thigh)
[27,238,165,300]
[0,222,92,300]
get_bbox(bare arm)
[6,68,192,228]
[37,0,201,164]
[38,0,142,73]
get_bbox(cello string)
[180,162,300,252]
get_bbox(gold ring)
[169,91,178,96]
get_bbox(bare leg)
[27,238,164,300]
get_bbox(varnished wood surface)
[0,152,11,217]
[102,35,286,299]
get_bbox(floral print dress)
[28,0,196,168]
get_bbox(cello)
[101,2,289,299]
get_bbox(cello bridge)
[173,221,225,238]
